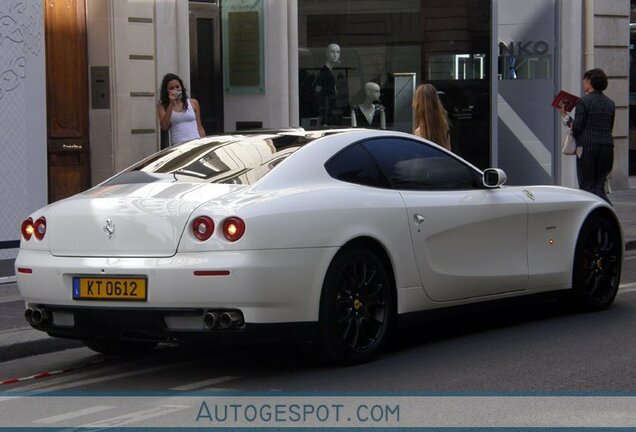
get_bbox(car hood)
[46,182,240,257]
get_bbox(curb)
[0,276,16,285]
[0,328,83,363]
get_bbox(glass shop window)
[498,41,552,80]
[298,0,492,170]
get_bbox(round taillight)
[192,216,214,241]
[33,217,46,240]
[222,217,245,242]
[21,218,34,241]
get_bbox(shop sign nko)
[498,40,552,79]
[498,40,550,56]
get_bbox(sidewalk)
[610,178,636,251]
[0,180,635,364]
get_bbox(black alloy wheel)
[570,215,622,311]
[319,247,394,364]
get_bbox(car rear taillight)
[33,217,47,240]
[222,217,245,242]
[192,216,214,241]
[21,218,34,241]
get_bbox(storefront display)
[297,0,491,169]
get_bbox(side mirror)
[482,168,507,188]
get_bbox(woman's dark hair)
[159,73,189,110]
[583,68,608,92]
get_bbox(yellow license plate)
[72,276,147,301]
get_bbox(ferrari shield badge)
[103,218,115,239]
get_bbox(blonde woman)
[412,83,451,151]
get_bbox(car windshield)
[107,132,315,185]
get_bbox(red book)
[551,90,579,112]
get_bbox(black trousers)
[576,144,613,204]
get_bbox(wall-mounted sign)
[222,0,264,94]
[498,40,552,80]
[499,40,551,56]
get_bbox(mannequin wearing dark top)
[314,43,349,126]
[351,82,386,129]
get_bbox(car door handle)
[413,214,425,225]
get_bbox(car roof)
[114,128,474,189]
[253,128,448,190]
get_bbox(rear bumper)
[15,247,337,324]
[26,305,318,344]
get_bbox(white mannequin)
[351,82,386,129]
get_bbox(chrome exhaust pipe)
[203,311,219,330]
[219,310,244,329]
[24,308,34,325]
[30,308,50,326]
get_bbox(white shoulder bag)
[561,131,576,155]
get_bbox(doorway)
[44,0,91,202]
[189,2,224,134]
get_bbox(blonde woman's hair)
[412,83,450,146]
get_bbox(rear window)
[107,133,314,186]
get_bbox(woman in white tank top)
[157,73,206,145]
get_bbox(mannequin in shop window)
[314,43,350,126]
[351,82,386,129]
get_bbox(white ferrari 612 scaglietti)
[16,129,623,364]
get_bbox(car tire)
[567,214,622,311]
[83,338,158,356]
[319,246,395,365]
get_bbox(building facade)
[0,0,631,264]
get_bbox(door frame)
[188,1,224,135]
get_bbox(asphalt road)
[1,249,635,394]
